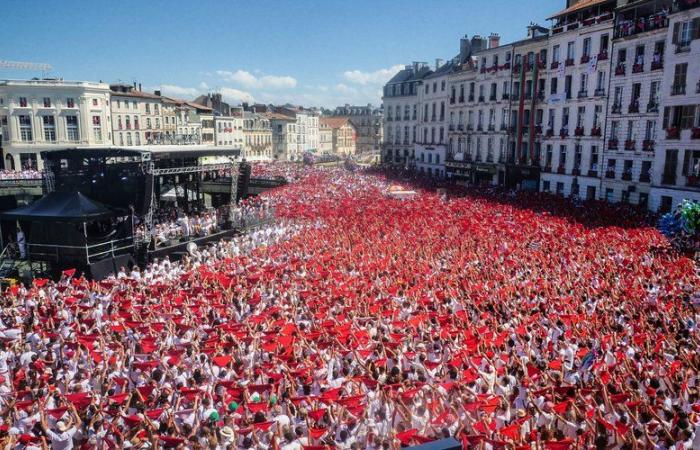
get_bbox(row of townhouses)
[383,0,700,212]
[0,80,329,169]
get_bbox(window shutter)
[693,18,700,40]
[663,107,670,130]
[672,22,680,45]
[683,149,691,176]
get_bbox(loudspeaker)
[89,254,136,281]
[237,162,251,201]
[406,438,461,450]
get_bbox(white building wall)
[415,68,450,177]
[0,79,112,170]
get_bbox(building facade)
[650,1,700,212]
[242,112,272,161]
[415,61,453,178]
[540,0,614,200]
[600,0,670,208]
[214,115,243,148]
[382,62,431,167]
[331,104,383,154]
[0,79,112,170]
[319,117,357,156]
[268,113,298,161]
[110,84,165,148]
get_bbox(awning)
[0,191,118,222]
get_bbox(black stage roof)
[41,146,241,162]
[0,191,118,223]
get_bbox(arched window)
[5,154,15,171]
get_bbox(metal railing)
[26,236,135,264]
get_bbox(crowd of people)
[0,170,43,181]
[1,165,699,450]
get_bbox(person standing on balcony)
[16,227,25,260]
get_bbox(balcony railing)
[639,173,651,183]
[594,88,606,97]
[615,64,626,76]
[565,58,575,67]
[550,61,560,70]
[606,169,616,179]
[622,172,633,181]
[502,93,510,100]
[478,96,485,102]
[608,139,619,150]
[590,127,602,137]
[624,139,636,150]
[614,14,669,39]
[557,165,566,174]
[687,175,700,187]
[598,51,608,61]
[666,128,680,139]
[459,96,465,103]
[580,55,591,65]
[632,63,644,74]
[546,128,554,138]
[662,174,676,185]
[572,167,581,176]
[651,59,664,71]
[560,128,569,138]
[693,128,700,139]
[611,103,622,114]
[450,98,455,104]
[578,90,588,99]
[574,127,585,137]
[468,95,475,102]
[643,140,655,151]
[628,101,640,113]
[488,124,496,131]
[489,94,497,101]
[588,169,598,178]
[647,101,659,113]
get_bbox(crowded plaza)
[0,164,699,450]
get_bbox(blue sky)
[1,0,555,108]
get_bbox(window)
[590,146,599,171]
[593,105,602,128]
[653,41,664,66]
[126,132,132,146]
[125,116,131,129]
[641,161,652,181]
[42,116,56,141]
[579,73,588,94]
[543,180,551,192]
[672,63,687,94]
[635,45,645,66]
[614,86,623,107]
[645,120,656,141]
[545,145,553,166]
[43,97,51,107]
[583,38,592,57]
[559,145,567,167]
[441,80,446,91]
[663,149,678,184]
[19,115,32,141]
[611,121,620,140]
[19,97,28,107]
[672,20,694,49]
[626,120,635,140]
[92,116,102,141]
[631,83,641,102]
[0,116,8,142]
[552,45,560,63]
[132,101,137,109]
[134,116,139,130]
[556,182,564,195]
[135,133,141,146]
[596,71,605,91]
[92,98,98,107]
[66,116,79,141]
[567,41,575,60]
[146,104,151,114]
[562,107,570,128]
[660,196,673,213]
[154,104,159,114]
[565,75,572,98]
[574,145,582,168]
[684,150,700,178]
[20,153,37,170]
[600,34,609,54]
[577,106,585,128]
[117,100,121,109]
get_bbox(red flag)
[396,429,418,445]
[499,423,520,441]
[308,428,327,439]
[544,439,574,450]
[553,400,569,414]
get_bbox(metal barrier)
[26,237,135,264]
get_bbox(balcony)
[544,165,552,173]
[477,124,483,131]
[502,93,510,100]
[572,167,581,176]
[458,124,465,131]
[450,97,455,104]
[574,127,585,137]
[546,128,554,138]
[666,128,680,139]
[594,88,606,97]
[608,139,619,150]
[606,169,616,179]
[557,165,566,174]
[500,123,508,131]
[512,64,522,73]
[550,61,560,70]
[535,125,543,135]
[647,102,659,113]
[615,64,626,76]
[632,63,644,74]
[578,90,588,99]
[525,92,533,100]
[622,172,633,181]
[468,95,475,102]
[560,128,569,138]
[488,124,496,132]
[465,124,471,131]
[639,173,651,183]
[537,91,545,101]
[693,128,700,139]
[662,173,676,185]
[675,42,691,54]
[643,139,655,151]
[624,139,636,151]
[588,169,598,178]
[590,127,602,137]
[449,124,455,131]
[651,59,664,71]
[478,96,485,103]
[597,51,608,61]
[688,175,700,188]
[489,94,497,102]
[580,55,591,65]
[611,103,622,114]
[537,61,547,70]
[459,96,465,103]
[565,90,572,100]
[671,84,686,96]
[614,14,669,39]
[564,58,574,67]
[628,101,640,114]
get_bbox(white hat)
[57,421,68,432]
[220,426,234,439]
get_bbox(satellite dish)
[187,242,198,255]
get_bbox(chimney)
[138,83,142,91]
[489,33,500,49]
[459,36,472,63]
[471,35,486,54]
[133,82,137,89]
[435,58,444,70]
[154,90,161,96]
[412,61,420,73]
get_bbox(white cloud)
[216,70,297,89]
[220,87,255,104]
[334,83,357,95]
[157,84,200,98]
[342,64,404,86]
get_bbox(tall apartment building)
[331,104,383,154]
[600,0,670,208]
[0,79,112,170]
[319,117,357,156]
[382,62,431,167]
[540,0,615,200]
[214,115,243,148]
[415,60,453,177]
[110,84,165,147]
[267,112,298,161]
[650,0,700,212]
[241,111,272,161]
